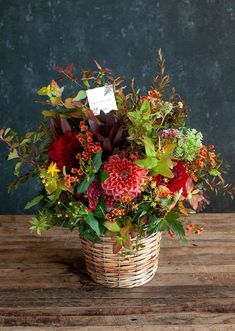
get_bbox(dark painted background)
[0,0,234,213]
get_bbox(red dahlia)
[87,180,115,210]
[154,161,189,196]
[102,155,148,200]
[48,131,81,170]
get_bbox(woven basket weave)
[81,232,162,288]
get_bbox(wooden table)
[0,214,234,330]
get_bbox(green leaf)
[29,212,49,235]
[37,86,48,96]
[151,161,174,178]
[165,212,185,237]
[48,188,62,204]
[140,100,151,113]
[209,169,221,177]
[163,144,176,155]
[14,162,22,176]
[84,213,101,236]
[2,128,11,137]
[73,90,87,101]
[24,195,44,210]
[134,157,158,169]
[94,196,107,219]
[104,221,121,232]
[7,149,18,160]
[82,79,91,89]
[77,174,95,194]
[92,151,102,172]
[42,110,56,117]
[144,136,155,157]
[45,178,58,195]
[20,138,31,145]
[98,170,109,183]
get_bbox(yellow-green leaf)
[7,149,18,160]
[42,110,56,117]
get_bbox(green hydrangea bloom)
[174,128,203,161]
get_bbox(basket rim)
[80,230,162,243]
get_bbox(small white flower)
[178,101,183,109]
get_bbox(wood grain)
[0,213,234,330]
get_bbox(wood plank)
[0,214,234,328]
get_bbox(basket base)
[81,232,162,288]
[86,263,159,288]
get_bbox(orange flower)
[198,146,207,158]
[209,152,216,158]
[64,174,80,188]
[112,209,125,217]
[168,230,174,238]
[120,194,133,203]
[194,228,204,235]
[186,223,195,232]
[77,136,85,144]
[196,158,204,168]
[157,185,171,198]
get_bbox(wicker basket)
[81,232,162,288]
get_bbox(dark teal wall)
[0,0,234,213]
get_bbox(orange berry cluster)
[64,174,80,189]
[76,121,102,162]
[105,209,125,223]
[140,89,162,107]
[64,121,102,189]
[185,163,199,182]
[65,168,84,189]
[120,194,133,203]
[196,144,216,169]
[194,228,204,235]
[186,223,204,235]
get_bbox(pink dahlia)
[101,155,148,200]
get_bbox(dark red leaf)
[50,117,62,138]
[96,133,105,142]
[72,101,83,107]
[70,75,77,81]
[88,119,100,135]
[68,110,85,118]
[60,117,71,133]
[102,67,112,73]
[86,109,97,122]
[108,126,116,140]
[55,66,64,73]
[94,60,102,70]
[99,110,107,124]
[106,111,115,127]
[65,63,74,75]
[103,138,112,152]
[114,76,124,86]
[54,75,67,82]
[113,243,122,254]
[113,127,123,145]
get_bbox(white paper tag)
[86,85,118,115]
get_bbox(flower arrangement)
[1,50,234,254]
